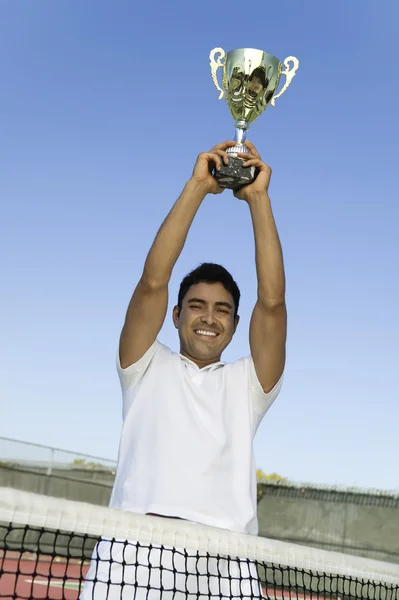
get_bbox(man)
[81,140,286,599]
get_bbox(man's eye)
[191,305,201,310]
[218,309,229,314]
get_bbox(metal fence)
[0,436,117,478]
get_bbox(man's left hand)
[234,141,272,202]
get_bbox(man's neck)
[179,348,222,369]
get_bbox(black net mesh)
[1,489,399,600]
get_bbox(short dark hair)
[177,263,240,317]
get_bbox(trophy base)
[214,157,255,191]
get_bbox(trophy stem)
[234,120,249,146]
[227,120,250,156]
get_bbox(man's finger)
[236,152,258,161]
[244,141,261,159]
[242,158,264,168]
[243,161,271,175]
[236,153,270,170]
[210,141,236,152]
[211,149,230,164]
[205,152,223,171]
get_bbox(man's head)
[172,263,240,367]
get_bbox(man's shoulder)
[222,355,251,369]
[117,339,180,398]
[117,339,176,380]
[220,355,251,379]
[148,340,182,369]
[153,340,177,359]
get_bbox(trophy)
[209,47,299,190]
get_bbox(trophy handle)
[209,47,226,100]
[270,56,299,107]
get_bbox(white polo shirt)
[110,340,283,535]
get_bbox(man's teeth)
[196,330,217,337]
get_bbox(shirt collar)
[179,354,225,371]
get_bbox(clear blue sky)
[1,1,398,490]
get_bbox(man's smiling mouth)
[194,329,219,338]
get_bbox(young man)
[81,140,286,599]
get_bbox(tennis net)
[1,488,398,599]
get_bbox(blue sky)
[1,1,398,490]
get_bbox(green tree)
[256,469,286,482]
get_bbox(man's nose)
[201,308,215,325]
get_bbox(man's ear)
[172,305,180,329]
[233,314,240,334]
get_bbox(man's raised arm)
[235,142,287,393]
[119,142,232,369]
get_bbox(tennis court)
[0,551,86,599]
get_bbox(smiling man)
[81,140,286,599]
[112,139,286,530]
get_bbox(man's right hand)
[191,141,235,194]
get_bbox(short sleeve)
[247,358,284,433]
[116,340,160,392]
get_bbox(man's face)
[173,282,239,368]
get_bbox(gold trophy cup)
[209,47,299,190]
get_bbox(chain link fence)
[0,436,117,482]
